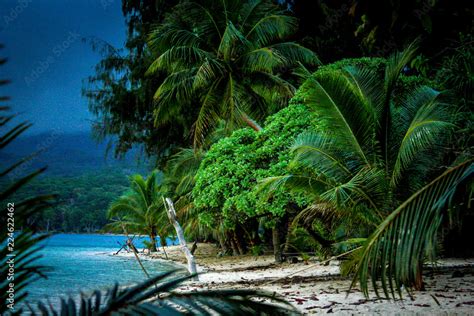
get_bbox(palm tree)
[147,0,319,147]
[264,43,473,296]
[108,171,169,252]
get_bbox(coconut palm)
[147,0,319,147]
[263,43,473,296]
[108,171,170,252]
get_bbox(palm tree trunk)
[283,222,295,260]
[272,221,283,263]
[149,229,158,252]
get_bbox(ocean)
[23,233,181,308]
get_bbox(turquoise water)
[25,234,181,306]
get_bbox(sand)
[115,243,474,315]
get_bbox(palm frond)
[176,1,223,40]
[391,87,454,185]
[344,65,384,123]
[319,167,385,220]
[148,25,203,54]
[147,46,211,75]
[1,232,51,314]
[217,21,251,61]
[302,71,373,164]
[245,15,297,47]
[193,58,225,91]
[28,271,295,315]
[258,174,328,200]
[352,159,473,298]
[1,121,32,149]
[1,106,55,313]
[291,132,354,181]
[269,43,320,67]
[193,79,225,148]
[239,47,287,73]
[152,68,197,105]
[380,41,419,167]
[383,40,419,105]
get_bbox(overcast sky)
[1,0,126,134]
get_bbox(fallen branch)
[164,197,199,281]
[262,247,362,286]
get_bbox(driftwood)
[161,244,169,259]
[164,197,198,280]
[126,237,139,253]
[114,241,128,255]
[119,224,152,279]
[114,235,137,255]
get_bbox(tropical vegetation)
[84,0,473,300]
[107,171,170,252]
[5,0,473,313]
[262,44,472,293]
[3,169,130,232]
[146,0,319,146]
[1,63,292,315]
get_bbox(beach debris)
[114,236,136,255]
[430,294,441,306]
[414,303,431,307]
[164,197,199,280]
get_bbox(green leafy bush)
[193,103,323,252]
[193,56,433,251]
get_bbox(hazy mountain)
[1,131,148,177]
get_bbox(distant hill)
[1,131,148,177]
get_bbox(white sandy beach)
[114,243,474,315]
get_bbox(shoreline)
[114,243,474,314]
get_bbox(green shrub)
[193,104,323,234]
